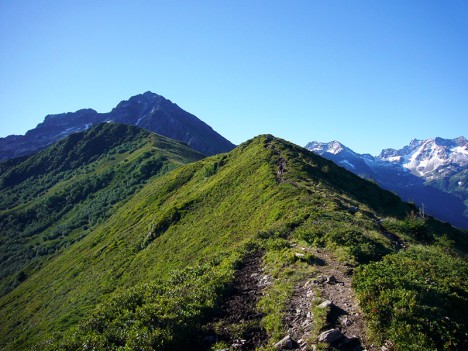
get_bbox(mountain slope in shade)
[0,122,204,296]
[0,91,235,159]
[305,139,467,229]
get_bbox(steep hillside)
[1,135,466,350]
[0,123,204,296]
[0,91,235,159]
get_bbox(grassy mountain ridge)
[1,134,466,350]
[0,123,204,296]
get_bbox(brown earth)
[203,247,382,351]
[206,251,270,350]
[311,248,368,350]
[283,247,382,351]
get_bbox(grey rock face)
[274,335,295,349]
[317,300,333,309]
[318,328,344,343]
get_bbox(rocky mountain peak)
[116,91,163,107]
[43,109,98,122]
[305,140,347,155]
[0,92,235,159]
[112,92,164,116]
[409,138,422,147]
[377,137,468,178]
[454,136,467,145]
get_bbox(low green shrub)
[354,245,468,350]
[39,257,237,351]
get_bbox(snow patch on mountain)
[306,141,346,155]
[378,137,468,178]
[340,160,356,169]
[329,141,345,154]
[451,146,468,156]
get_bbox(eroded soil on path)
[206,251,270,350]
[283,248,377,351]
[312,249,367,350]
[204,247,378,351]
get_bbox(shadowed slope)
[0,123,204,296]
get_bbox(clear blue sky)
[1,0,467,154]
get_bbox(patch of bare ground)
[311,249,367,350]
[379,226,406,251]
[282,248,379,351]
[205,251,270,351]
[282,268,315,350]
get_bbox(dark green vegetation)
[355,244,467,350]
[1,133,466,350]
[0,123,204,296]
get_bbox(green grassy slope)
[354,244,467,350]
[1,134,466,350]
[0,123,204,296]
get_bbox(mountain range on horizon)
[0,90,466,229]
[0,91,236,159]
[306,137,468,229]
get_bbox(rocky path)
[207,247,380,351]
[282,248,376,351]
[282,270,315,350]
[310,249,367,350]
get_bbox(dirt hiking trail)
[283,247,380,351]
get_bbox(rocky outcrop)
[318,328,344,343]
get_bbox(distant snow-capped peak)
[304,136,468,228]
[305,140,347,155]
[305,136,467,180]
[378,137,468,177]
